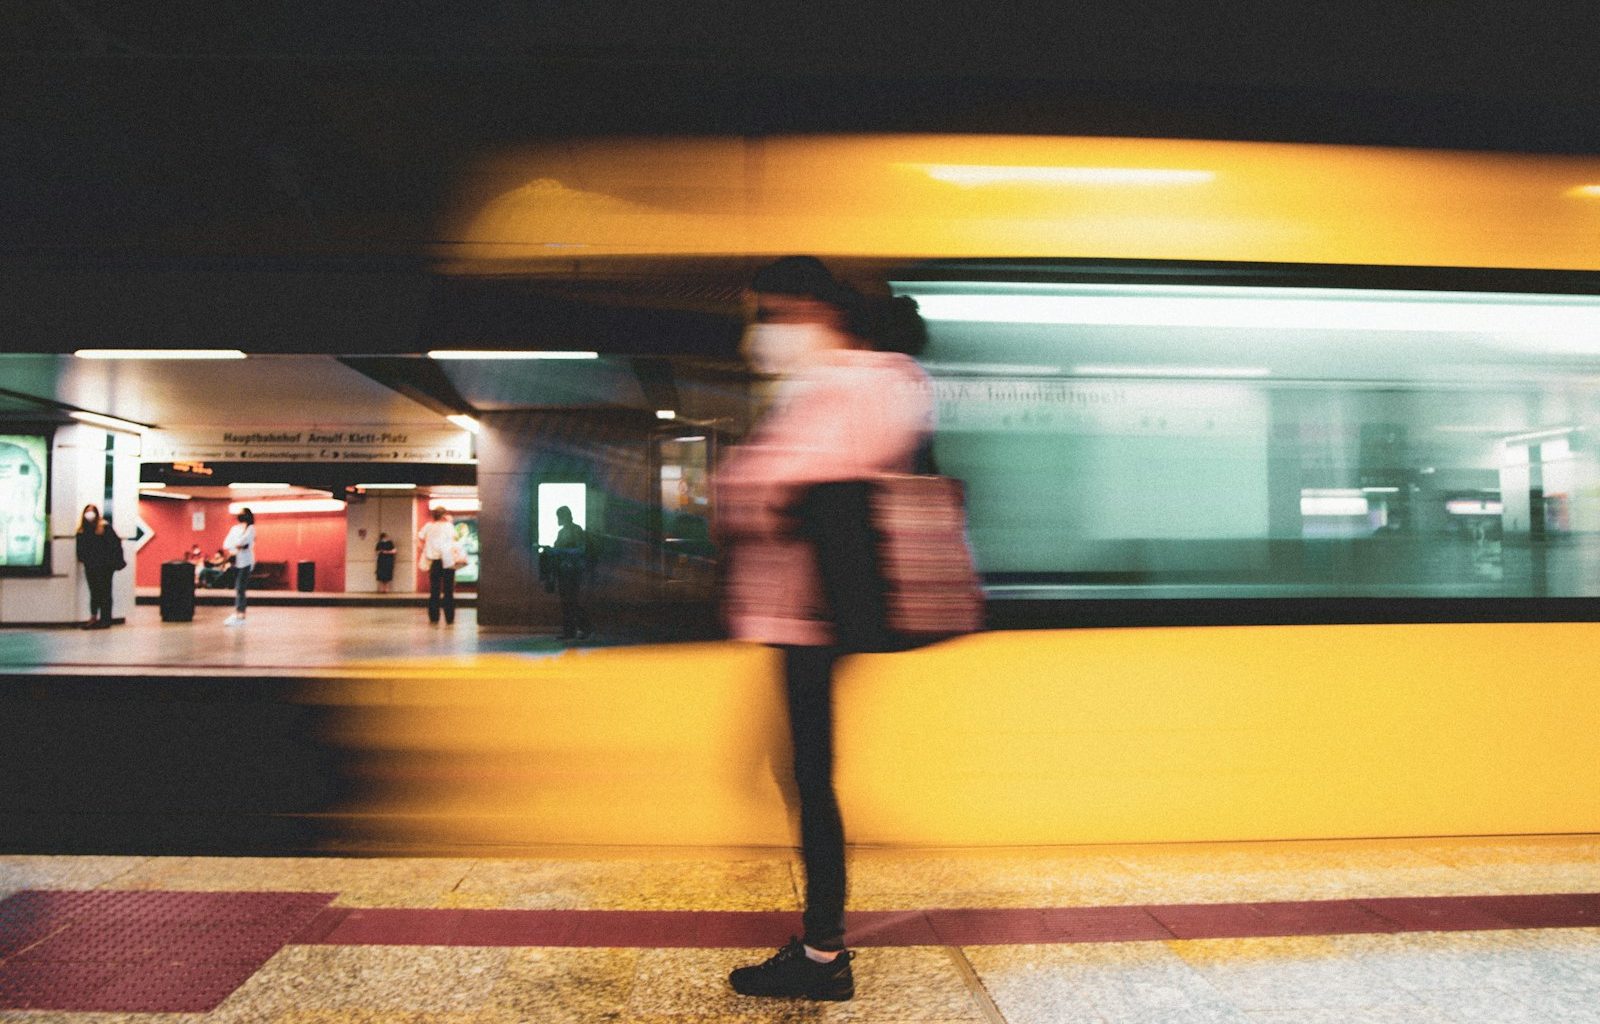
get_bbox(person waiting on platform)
[717,256,934,1002]
[199,547,230,588]
[75,504,125,629]
[416,507,459,625]
[547,505,592,641]
[374,532,397,593]
[222,508,255,626]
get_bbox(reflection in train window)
[898,280,1600,598]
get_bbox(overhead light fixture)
[674,435,706,443]
[1073,365,1272,378]
[428,497,481,513]
[919,361,1063,376]
[1301,489,1370,516]
[1361,486,1401,494]
[141,490,192,501]
[1566,185,1600,199]
[138,482,167,489]
[74,349,247,360]
[656,409,676,420]
[908,164,1215,187]
[427,350,599,360]
[228,482,291,490]
[446,414,481,434]
[69,410,148,434]
[355,483,416,490]
[897,283,1600,337]
[1502,426,1579,444]
[229,499,345,515]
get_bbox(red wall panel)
[137,500,347,591]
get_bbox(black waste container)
[159,560,195,622]
[296,560,316,592]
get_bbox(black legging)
[85,567,114,623]
[781,644,846,950]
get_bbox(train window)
[897,280,1600,599]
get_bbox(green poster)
[0,434,49,569]
[452,517,480,584]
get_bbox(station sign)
[145,426,474,464]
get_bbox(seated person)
[199,548,231,588]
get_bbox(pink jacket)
[715,348,934,646]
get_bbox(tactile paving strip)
[0,889,334,1013]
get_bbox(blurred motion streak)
[308,623,1600,851]
[441,135,1600,269]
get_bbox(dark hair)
[751,255,867,325]
[850,294,929,356]
[238,508,254,525]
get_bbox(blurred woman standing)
[74,503,124,629]
[717,257,933,1001]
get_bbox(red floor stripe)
[5,889,1600,1013]
[298,892,1600,948]
[0,890,334,1014]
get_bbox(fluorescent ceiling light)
[446,414,481,434]
[228,482,291,490]
[229,499,345,515]
[920,361,1063,376]
[428,497,481,512]
[1361,486,1401,494]
[142,490,192,500]
[1502,426,1579,444]
[1073,364,1271,378]
[655,409,676,420]
[139,482,167,489]
[898,284,1600,337]
[674,435,706,442]
[1567,185,1600,198]
[355,483,416,490]
[74,349,247,360]
[908,164,1214,187]
[428,350,599,360]
[69,410,147,434]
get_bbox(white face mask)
[742,323,833,378]
[83,511,97,521]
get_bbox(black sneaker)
[728,937,854,1000]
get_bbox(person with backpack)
[716,257,934,1002]
[550,505,592,640]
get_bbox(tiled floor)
[2,837,1600,1022]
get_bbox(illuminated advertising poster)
[0,434,50,571]
[452,517,480,585]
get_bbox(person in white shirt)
[222,508,256,626]
[416,507,458,625]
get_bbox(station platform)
[3,837,1600,1020]
[4,609,1600,1019]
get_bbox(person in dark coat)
[551,505,592,640]
[74,504,124,629]
[374,532,397,593]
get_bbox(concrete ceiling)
[0,354,446,430]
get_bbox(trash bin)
[159,560,195,622]
[296,560,316,592]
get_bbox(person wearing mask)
[374,532,397,593]
[717,257,934,1002]
[74,504,125,629]
[222,508,256,626]
[416,507,458,625]
[549,505,592,640]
